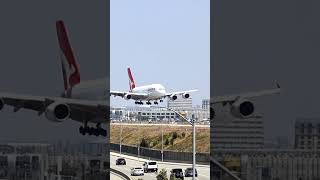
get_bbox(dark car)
[116,158,126,165]
[170,168,184,180]
[184,168,198,177]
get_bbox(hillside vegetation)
[110,124,210,153]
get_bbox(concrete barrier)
[110,168,131,180]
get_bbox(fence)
[110,143,209,165]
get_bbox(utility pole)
[161,121,164,162]
[120,118,122,155]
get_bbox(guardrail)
[110,168,131,180]
[110,143,210,165]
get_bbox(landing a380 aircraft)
[0,20,108,137]
[110,68,198,105]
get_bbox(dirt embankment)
[110,124,210,153]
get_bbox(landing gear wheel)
[79,126,85,135]
[101,129,107,137]
[88,127,94,135]
[93,129,100,136]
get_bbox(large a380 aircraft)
[0,20,108,137]
[111,67,198,105]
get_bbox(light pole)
[120,118,122,155]
[165,107,196,180]
[161,120,164,162]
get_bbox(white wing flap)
[110,91,148,100]
[165,89,198,97]
[212,87,281,104]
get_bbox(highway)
[110,152,210,180]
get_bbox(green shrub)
[140,138,149,148]
[156,168,168,180]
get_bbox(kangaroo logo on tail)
[127,67,136,92]
[56,20,81,97]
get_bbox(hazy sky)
[110,0,210,107]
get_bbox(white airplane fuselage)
[131,84,166,101]
[68,78,107,101]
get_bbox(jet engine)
[45,102,70,122]
[182,93,190,99]
[124,94,132,100]
[170,94,178,101]
[230,99,255,118]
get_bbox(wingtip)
[275,81,281,88]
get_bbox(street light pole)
[161,121,164,162]
[120,119,122,155]
[167,107,196,180]
[192,119,196,180]
[151,106,197,180]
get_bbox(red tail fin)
[56,20,80,97]
[127,67,136,91]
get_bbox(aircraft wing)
[110,91,148,100]
[165,89,198,97]
[212,83,281,104]
[0,93,108,123]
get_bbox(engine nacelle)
[0,98,4,111]
[182,93,190,99]
[124,94,132,100]
[230,99,255,118]
[170,94,178,101]
[45,102,70,122]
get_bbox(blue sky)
[110,0,210,107]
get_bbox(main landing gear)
[136,100,163,105]
[79,123,107,137]
[135,101,143,105]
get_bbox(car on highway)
[115,158,126,165]
[170,168,184,180]
[131,167,144,176]
[184,168,198,177]
[143,161,158,173]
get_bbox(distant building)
[110,107,126,120]
[111,106,210,122]
[167,96,192,110]
[202,99,210,110]
[294,118,320,150]
[211,118,264,149]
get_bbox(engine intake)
[182,93,190,99]
[124,94,132,100]
[45,102,70,122]
[230,99,255,118]
[170,95,177,101]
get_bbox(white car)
[143,161,158,173]
[131,167,144,176]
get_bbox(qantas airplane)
[0,20,108,137]
[110,67,198,105]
